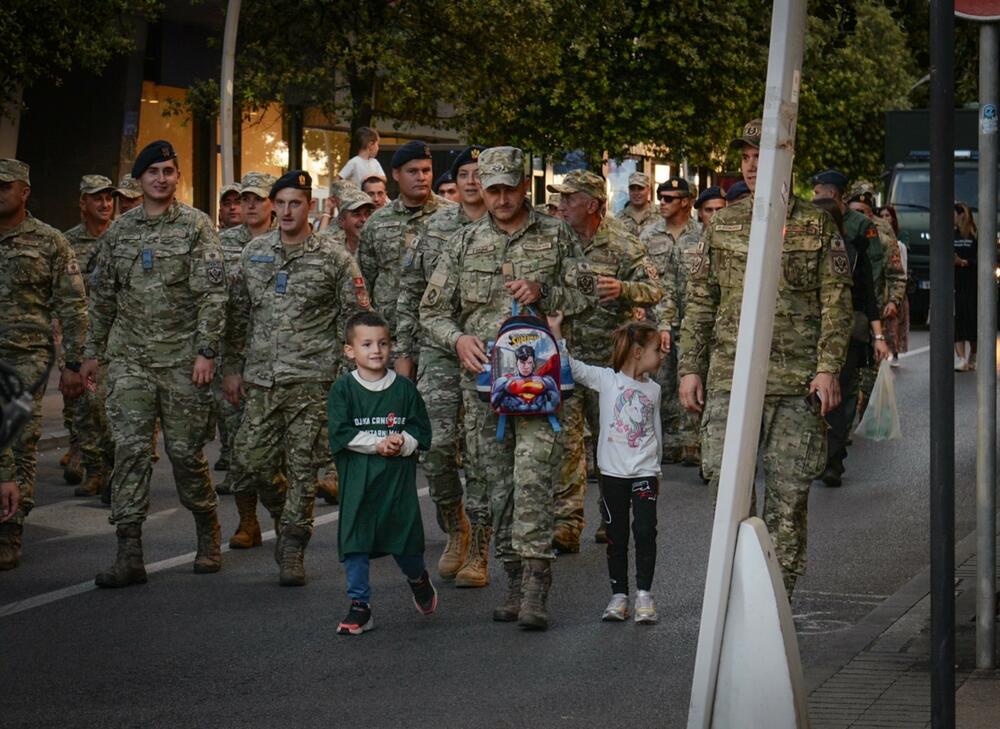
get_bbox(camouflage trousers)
[656,344,700,455]
[700,390,827,594]
[464,392,563,562]
[5,356,48,524]
[75,363,114,472]
[553,389,594,537]
[231,382,329,531]
[105,359,217,526]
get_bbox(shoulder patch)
[641,256,659,281]
[429,270,448,287]
[66,261,81,276]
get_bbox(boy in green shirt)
[328,311,435,635]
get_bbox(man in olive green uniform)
[397,145,488,585]
[0,159,88,570]
[223,170,368,586]
[359,140,453,344]
[114,174,144,214]
[83,140,228,587]
[421,146,596,630]
[550,170,663,552]
[218,182,243,231]
[616,172,658,237]
[679,121,853,595]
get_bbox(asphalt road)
[0,331,991,728]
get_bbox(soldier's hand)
[222,374,245,407]
[808,373,841,417]
[1,481,19,522]
[596,276,623,303]
[679,374,704,413]
[192,355,215,387]
[456,335,489,374]
[659,330,672,354]
[546,310,564,337]
[882,302,898,320]
[505,279,542,305]
[874,339,892,363]
[395,357,416,381]
[59,369,84,400]
[80,358,99,388]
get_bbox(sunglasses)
[659,195,686,203]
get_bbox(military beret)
[115,174,142,199]
[239,171,278,199]
[220,182,241,198]
[0,159,30,185]
[811,169,850,191]
[725,181,750,202]
[80,175,115,195]
[132,139,177,179]
[479,146,525,188]
[433,170,454,193]
[657,178,691,196]
[450,145,487,180]
[628,172,651,188]
[548,169,607,201]
[694,186,725,209]
[730,119,762,150]
[391,140,433,169]
[269,169,312,200]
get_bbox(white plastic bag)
[854,360,901,441]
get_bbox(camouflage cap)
[729,118,762,149]
[220,182,241,198]
[115,174,143,199]
[0,158,30,185]
[80,174,115,195]
[329,177,361,199]
[339,189,376,213]
[847,179,876,199]
[478,146,525,188]
[628,171,651,188]
[548,169,607,201]
[239,171,277,199]
[547,193,561,206]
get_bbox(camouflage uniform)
[678,196,853,593]
[224,229,367,531]
[616,204,658,238]
[554,215,663,541]
[641,217,703,458]
[86,200,227,526]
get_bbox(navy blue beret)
[725,181,750,202]
[391,140,432,169]
[694,186,725,209]
[811,169,850,191]
[433,171,453,193]
[449,145,487,179]
[269,169,312,200]
[657,177,690,196]
[131,139,177,178]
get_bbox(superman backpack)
[476,300,574,440]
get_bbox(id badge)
[142,249,154,271]
[501,261,514,284]
[275,271,288,294]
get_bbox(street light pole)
[220,0,241,187]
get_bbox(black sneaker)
[408,570,438,615]
[337,600,374,635]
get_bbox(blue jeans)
[343,553,426,604]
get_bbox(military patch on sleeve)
[429,270,448,287]
[831,249,850,276]
[66,261,81,276]
[689,254,706,277]
[353,276,371,309]
[205,250,224,285]
[578,271,596,295]
[422,285,441,307]
[641,256,659,281]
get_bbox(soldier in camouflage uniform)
[420,146,596,630]
[317,178,361,235]
[549,170,663,552]
[83,140,228,588]
[114,174,144,214]
[641,178,703,466]
[63,175,117,496]
[616,172,658,237]
[0,159,88,570]
[223,170,368,586]
[218,181,243,231]
[398,145,488,584]
[359,140,453,349]
[679,121,854,595]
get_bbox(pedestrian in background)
[879,205,909,364]
[953,201,978,371]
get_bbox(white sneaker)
[954,355,967,371]
[890,354,900,368]
[602,593,629,621]
[634,590,658,624]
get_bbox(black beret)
[449,145,487,180]
[132,139,177,179]
[725,181,750,202]
[269,169,312,199]
[811,169,850,191]
[694,186,725,209]
[433,170,453,193]
[391,140,433,169]
[656,177,690,196]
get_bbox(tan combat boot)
[436,501,470,580]
[193,510,222,573]
[454,522,492,588]
[0,522,24,571]
[63,445,84,485]
[492,560,523,622]
[94,524,147,587]
[74,467,107,497]
[316,468,339,505]
[518,558,553,630]
[59,448,73,467]
[229,491,262,549]
[277,524,311,586]
[552,522,580,553]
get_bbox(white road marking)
[898,345,929,359]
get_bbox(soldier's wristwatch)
[538,282,550,300]
[873,334,886,341]
[198,347,217,359]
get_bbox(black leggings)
[599,474,658,594]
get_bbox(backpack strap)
[496,414,507,442]
[548,414,561,433]
[510,299,539,319]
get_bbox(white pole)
[220,0,241,186]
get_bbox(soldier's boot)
[680,444,701,467]
[229,492,262,549]
[63,446,84,485]
[552,522,580,554]
[436,501,470,580]
[278,524,311,587]
[0,522,24,571]
[454,522,492,588]
[316,469,339,505]
[517,558,553,631]
[59,448,73,467]
[94,525,147,587]
[192,510,222,574]
[492,560,523,622]
[74,467,107,497]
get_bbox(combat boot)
[59,448,73,467]
[454,522,491,588]
[229,491,262,549]
[63,446,84,485]
[0,522,23,570]
[277,524,311,586]
[552,522,580,554]
[518,558,553,631]
[94,524,147,587]
[316,469,339,505]
[680,444,701,467]
[74,467,107,497]
[436,501,470,580]
[492,560,522,622]
[192,510,222,574]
